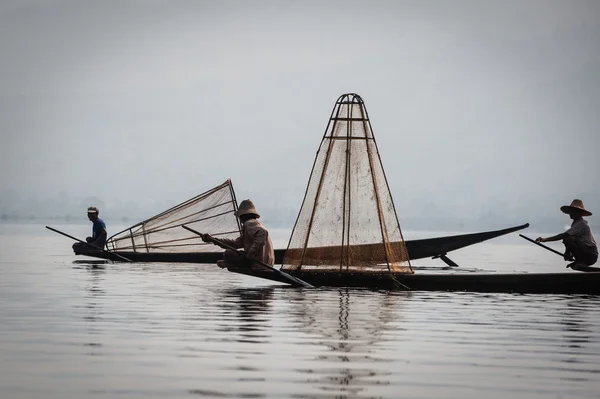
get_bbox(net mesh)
[106,180,241,253]
[282,94,412,273]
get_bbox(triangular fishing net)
[282,94,412,273]
[106,180,241,253]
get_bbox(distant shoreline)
[0,217,564,235]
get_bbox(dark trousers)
[563,236,598,266]
[72,242,94,254]
[223,249,250,268]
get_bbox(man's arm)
[536,232,568,243]
[247,228,267,260]
[218,235,244,249]
[202,233,243,249]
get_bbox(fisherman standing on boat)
[536,199,598,268]
[72,206,108,252]
[200,199,275,269]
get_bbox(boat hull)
[72,221,595,294]
[226,266,600,294]
[297,271,600,293]
[74,223,531,264]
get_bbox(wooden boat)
[68,93,600,294]
[73,223,530,265]
[213,93,600,294]
[569,264,600,273]
[71,217,600,294]
[223,265,600,294]
[73,221,600,294]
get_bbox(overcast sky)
[1,0,599,226]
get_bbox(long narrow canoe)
[71,221,600,294]
[223,266,600,294]
[73,223,530,264]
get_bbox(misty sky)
[1,0,599,226]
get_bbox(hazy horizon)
[2,1,599,232]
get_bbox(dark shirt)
[566,219,597,254]
[92,218,107,245]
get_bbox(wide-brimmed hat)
[236,199,260,218]
[87,206,99,214]
[560,199,592,217]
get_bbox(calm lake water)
[1,223,600,398]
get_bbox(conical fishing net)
[282,94,412,273]
[106,180,241,253]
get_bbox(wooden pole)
[182,225,314,288]
[519,234,564,257]
[45,226,132,262]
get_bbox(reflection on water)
[1,224,600,398]
[285,288,404,396]
[223,287,275,344]
[559,297,594,352]
[81,265,105,353]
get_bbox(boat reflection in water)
[209,286,600,398]
[286,288,407,396]
[220,287,275,345]
[72,261,107,356]
[215,286,409,396]
[559,297,594,350]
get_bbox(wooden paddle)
[519,234,564,257]
[45,225,132,262]
[182,225,315,288]
[519,234,600,272]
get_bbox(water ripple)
[2,226,600,398]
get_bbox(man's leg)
[572,238,598,266]
[564,236,597,266]
[563,236,576,261]
[221,249,249,268]
[72,242,85,254]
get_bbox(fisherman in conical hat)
[201,199,275,269]
[536,199,598,268]
[72,206,108,253]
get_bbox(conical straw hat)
[236,199,260,218]
[560,199,592,217]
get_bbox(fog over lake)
[1,0,599,232]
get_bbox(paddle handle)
[45,226,131,262]
[181,225,274,268]
[519,234,564,257]
[181,225,315,288]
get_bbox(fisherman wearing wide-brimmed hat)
[72,206,108,253]
[200,199,274,269]
[536,199,598,268]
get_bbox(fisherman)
[536,199,598,268]
[200,199,275,269]
[72,206,108,252]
